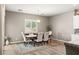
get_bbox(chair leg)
[41,42,43,46]
[37,42,39,46]
[33,41,35,47]
[34,43,35,47]
[39,42,42,46]
[42,41,44,45]
[43,42,45,45]
[44,41,47,45]
[30,41,33,45]
[34,42,38,47]
[24,42,27,47]
[34,42,44,47]
[47,41,48,44]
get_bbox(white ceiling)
[5,4,79,16]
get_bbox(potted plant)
[4,36,11,45]
[47,25,52,35]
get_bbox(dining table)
[26,34,37,38]
[25,34,37,48]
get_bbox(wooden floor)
[3,40,66,55]
[23,45,66,55]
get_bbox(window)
[25,19,40,33]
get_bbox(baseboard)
[10,41,24,44]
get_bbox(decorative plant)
[47,25,52,37]
[4,36,11,45]
[47,25,52,31]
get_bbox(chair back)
[21,32,26,42]
[37,32,43,42]
[44,32,49,41]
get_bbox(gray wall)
[49,11,74,41]
[5,11,49,42]
[5,10,74,42]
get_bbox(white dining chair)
[34,32,43,46]
[43,32,49,44]
[21,32,27,42]
[21,32,32,47]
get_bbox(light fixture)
[37,20,40,23]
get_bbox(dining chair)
[34,32,43,46]
[21,32,32,46]
[43,32,49,44]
